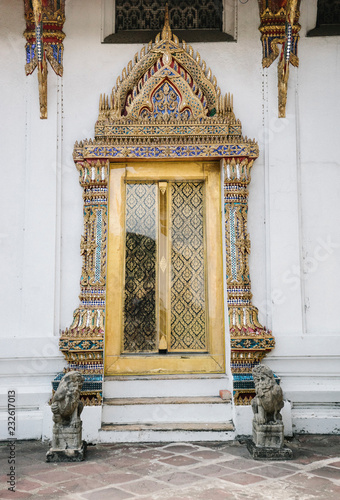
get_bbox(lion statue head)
[252,364,284,424]
[51,371,84,425]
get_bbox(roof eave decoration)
[23,0,66,119]
[258,0,301,118]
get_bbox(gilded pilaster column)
[58,159,109,405]
[223,158,275,405]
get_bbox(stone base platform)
[247,439,293,460]
[46,441,87,462]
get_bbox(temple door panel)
[105,161,225,375]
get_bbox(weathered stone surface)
[46,442,87,462]
[247,439,293,460]
[52,419,83,449]
[248,364,292,460]
[252,421,284,448]
[251,365,284,426]
[46,371,86,462]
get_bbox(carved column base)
[253,420,284,448]
[51,420,83,450]
[247,440,293,461]
[46,442,87,463]
[47,419,86,462]
[246,421,293,460]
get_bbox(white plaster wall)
[0,0,65,440]
[0,0,339,439]
[0,2,26,341]
[263,4,340,431]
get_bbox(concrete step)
[103,374,230,399]
[99,421,235,443]
[104,396,231,405]
[102,396,232,424]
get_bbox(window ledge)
[307,24,340,37]
[103,30,235,44]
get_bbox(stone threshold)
[101,422,234,431]
[103,396,230,405]
[105,374,229,381]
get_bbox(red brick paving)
[0,491,33,499]
[311,465,340,480]
[270,462,299,471]
[83,487,133,500]
[57,476,105,494]
[188,463,241,478]
[125,461,172,476]
[189,449,225,460]
[196,488,238,500]
[219,471,265,485]
[13,479,42,492]
[163,444,198,454]
[99,472,142,484]
[247,464,295,478]
[292,453,329,465]
[158,455,200,467]
[66,462,113,475]
[157,471,205,486]
[285,472,338,489]
[119,478,169,495]
[0,436,339,499]
[112,455,145,467]
[33,485,64,497]
[31,469,80,484]
[217,457,259,470]
[130,449,174,460]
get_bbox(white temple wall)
[0,0,339,440]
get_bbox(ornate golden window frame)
[58,14,275,405]
[105,160,225,375]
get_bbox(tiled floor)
[1,435,340,499]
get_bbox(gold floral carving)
[59,159,109,405]
[223,158,275,403]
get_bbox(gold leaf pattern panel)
[123,183,158,352]
[170,182,206,351]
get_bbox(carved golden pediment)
[101,8,223,123]
[93,7,249,153]
[86,17,257,161]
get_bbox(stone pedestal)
[253,421,284,448]
[46,418,87,462]
[46,441,87,462]
[247,421,293,460]
[247,439,293,460]
[52,419,82,449]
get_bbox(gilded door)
[105,160,225,375]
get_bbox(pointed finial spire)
[162,4,172,41]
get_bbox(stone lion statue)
[251,365,284,425]
[51,371,84,425]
